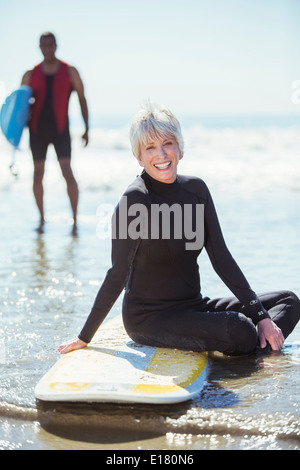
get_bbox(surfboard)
[0,85,32,148]
[35,315,208,404]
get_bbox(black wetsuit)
[79,171,300,355]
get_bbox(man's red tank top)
[29,61,72,134]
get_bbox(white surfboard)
[35,315,208,404]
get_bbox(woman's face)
[138,135,183,184]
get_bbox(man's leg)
[33,160,46,233]
[58,157,79,234]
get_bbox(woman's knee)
[285,290,300,306]
[282,290,300,334]
[225,313,257,356]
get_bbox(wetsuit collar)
[141,170,180,194]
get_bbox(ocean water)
[0,116,299,450]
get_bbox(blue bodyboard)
[0,86,32,148]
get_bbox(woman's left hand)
[257,318,284,351]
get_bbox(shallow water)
[0,123,299,450]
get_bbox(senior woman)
[58,103,299,356]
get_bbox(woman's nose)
[156,145,167,157]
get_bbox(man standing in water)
[21,32,89,234]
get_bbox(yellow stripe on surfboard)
[131,348,207,395]
[49,381,90,392]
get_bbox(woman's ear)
[135,153,144,167]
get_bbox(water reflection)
[35,351,268,445]
[31,236,50,282]
[31,233,80,286]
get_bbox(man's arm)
[68,66,89,146]
[21,70,33,86]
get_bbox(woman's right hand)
[257,318,284,351]
[57,337,88,354]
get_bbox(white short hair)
[129,101,184,159]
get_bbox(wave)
[1,124,299,195]
[0,401,37,421]
[1,398,298,447]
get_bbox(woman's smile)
[154,161,171,170]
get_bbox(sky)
[0,0,299,124]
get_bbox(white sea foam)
[1,122,299,195]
